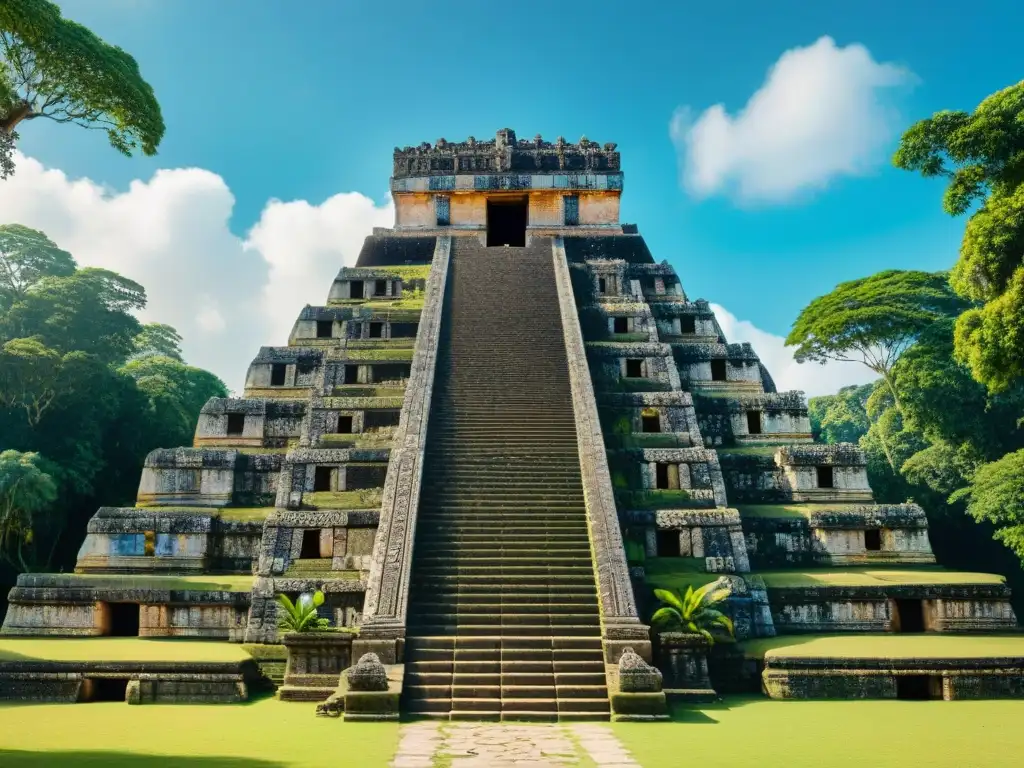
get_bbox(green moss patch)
[331,386,406,398]
[756,567,1006,589]
[643,558,721,593]
[619,489,692,509]
[133,506,276,522]
[306,490,382,510]
[52,574,256,592]
[741,633,1024,661]
[0,638,253,663]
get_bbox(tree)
[0,0,164,178]
[786,270,967,411]
[0,449,57,572]
[131,323,183,362]
[650,578,735,645]
[0,224,75,307]
[894,81,1024,391]
[955,450,1024,564]
[808,383,872,444]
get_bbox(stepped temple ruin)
[3,128,1024,717]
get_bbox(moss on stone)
[0,637,253,663]
[742,633,1024,661]
[50,573,256,592]
[756,567,1006,589]
[306,490,382,510]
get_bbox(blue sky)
[5,0,1023,393]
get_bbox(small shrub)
[277,590,330,632]
[650,577,735,645]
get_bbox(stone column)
[551,237,651,662]
[354,236,451,663]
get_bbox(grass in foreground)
[740,633,1024,660]
[33,574,257,592]
[0,696,398,768]
[614,696,1024,768]
[756,567,1006,589]
[0,637,253,663]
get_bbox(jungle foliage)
[0,224,226,589]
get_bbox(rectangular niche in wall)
[746,411,762,435]
[314,466,333,492]
[336,415,354,434]
[226,413,245,436]
[316,320,333,339]
[374,279,388,296]
[625,359,643,378]
[680,315,696,334]
[344,364,360,384]
[300,529,321,559]
[865,528,882,551]
[816,466,835,489]
[710,359,728,381]
[641,410,661,433]
[350,280,364,299]
[598,277,608,294]
[656,529,681,557]
[369,322,384,339]
[270,363,287,386]
[613,317,629,334]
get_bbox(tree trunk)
[0,101,32,133]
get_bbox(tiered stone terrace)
[2,129,1020,710]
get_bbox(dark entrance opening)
[391,322,417,338]
[87,677,130,702]
[613,317,629,334]
[895,599,925,633]
[316,320,333,339]
[896,675,940,700]
[598,277,607,294]
[710,359,728,381]
[625,359,643,378]
[374,279,388,296]
[270,363,287,386]
[486,198,527,247]
[656,463,670,490]
[336,415,354,434]
[344,364,360,384]
[313,466,333,492]
[746,411,762,435]
[365,410,401,429]
[226,413,245,436]
[369,322,384,339]
[816,466,834,489]
[680,315,696,334]
[656,529,681,557]
[350,280,364,299]
[642,413,661,433]
[300,529,321,559]
[865,528,882,551]
[108,603,140,637]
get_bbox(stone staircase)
[403,236,610,721]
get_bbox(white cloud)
[0,152,393,393]
[710,303,877,397]
[672,36,914,204]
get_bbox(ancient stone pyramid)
[4,129,1020,716]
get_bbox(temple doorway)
[487,198,527,247]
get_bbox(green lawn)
[0,637,253,663]
[741,632,1024,660]
[614,696,1024,768]
[757,567,1006,589]
[0,696,399,767]
[33,574,257,592]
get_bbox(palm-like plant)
[650,578,735,645]
[276,590,330,633]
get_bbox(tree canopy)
[894,80,1024,391]
[785,270,965,408]
[0,222,226,580]
[0,0,164,177]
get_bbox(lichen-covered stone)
[346,652,388,691]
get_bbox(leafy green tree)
[0,224,75,307]
[786,270,966,410]
[0,0,164,177]
[954,450,1024,563]
[131,323,183,362]
[0,450,57,571]
[120,355,227,446]
[3,267,145,364]
[277,591,331,633]
[650,579,734,645]
[808,383,872,443]
[894,80,1024,390]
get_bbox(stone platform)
[0,638,258,704]
[748,634,1024,700]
